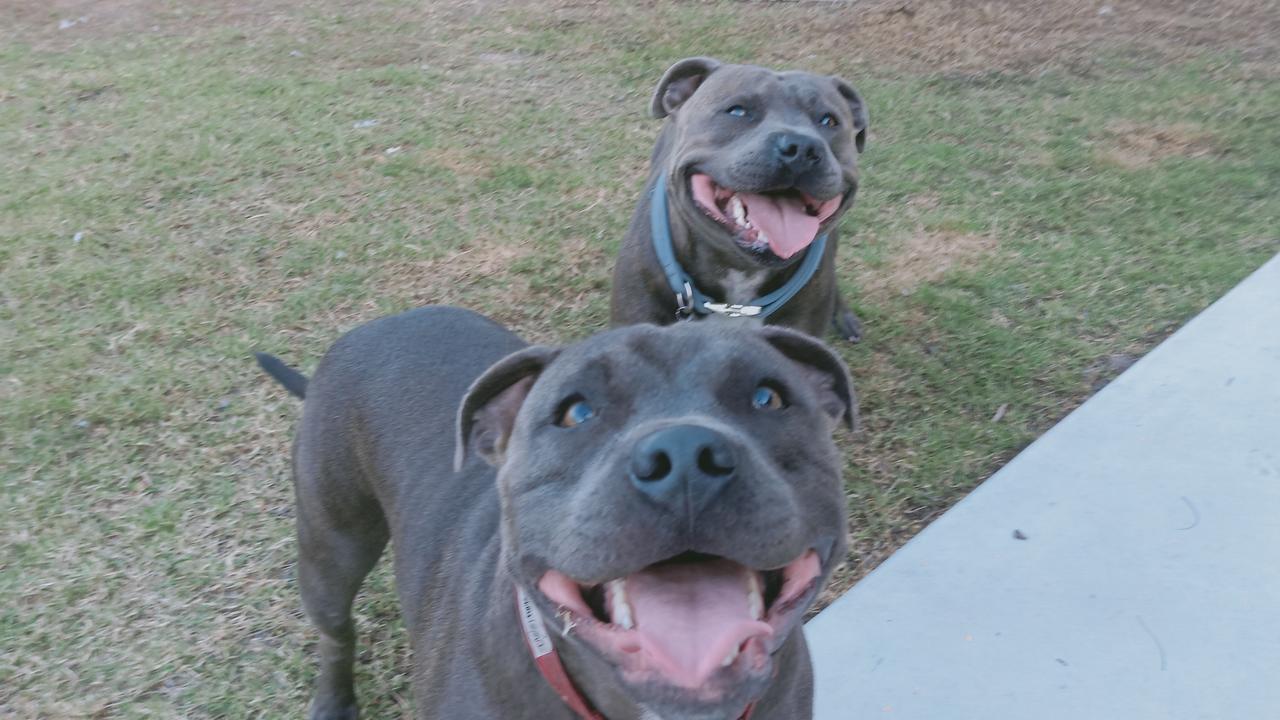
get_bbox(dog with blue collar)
[610,57,869,342]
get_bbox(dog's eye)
[751,385,786,411]
[818,113,839,128]
[556,397,596,427]
[726,105,748,118]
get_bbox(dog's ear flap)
[830,76,869,153]
[455,345,560,470]
[651,57,722,119]
[760,326,859,432]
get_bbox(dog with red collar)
[258,306,855,719]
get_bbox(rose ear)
[831,76,869,153]
[759,326,859,431]
[454,345,559,470]
[650,57,723,119]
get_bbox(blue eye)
[751,385,785,410]
[818,113,839,128]
[557,398,595,427]
[726,105,748,118]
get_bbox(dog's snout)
[773,131,821,168]
[630,425,736,516]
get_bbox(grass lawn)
[3,0,1277,716]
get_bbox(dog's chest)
[722,270,767,304]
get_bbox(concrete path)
[809,253,1280,720]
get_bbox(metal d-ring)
[674,281,695,320]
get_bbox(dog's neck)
[672,220,807,303]
[722,269,769,304]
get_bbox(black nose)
[772,131,822,169]
[630,425,737,517]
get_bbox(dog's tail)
[255,352,308,399]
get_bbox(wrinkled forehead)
[533,323,777,399]
[693,64,836,109]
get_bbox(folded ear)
[454,345,560,470]
[760,326,859,431]
[650,56,723,119]
[830,76,869,153]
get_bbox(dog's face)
[457,321,855,719]
[654,58,868,267]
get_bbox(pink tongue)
[739,192,820,259]
[624,558,773,687]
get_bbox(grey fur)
[611,58,869,342]
[265,306,854,719]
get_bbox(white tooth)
[731,195,747,227]
[559,610,578,636]
[721,645,740,667]
[746,573,764,621]
[608,579,634,630]
[755,229,769,246]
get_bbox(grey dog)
[610,58,869,341]
[257,306,855,719]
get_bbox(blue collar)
[649,170,828,320]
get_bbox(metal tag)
[703,302,763,318]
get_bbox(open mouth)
[689,173,841,261]
[537,550,823,691]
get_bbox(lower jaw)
[733,238,788,265]
[692,209,825,267]
[687,219,792,267]
[532,549,826,700]
[683,179,844,265]
[619,672,773,718]
[576,637,778,714]
[543,587,816,698]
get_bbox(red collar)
[517,587,756,720]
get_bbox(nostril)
[780,143,799,158]
[697,445,735,477]
[634,451,673,482]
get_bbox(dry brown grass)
[858,230,1000,299]
[1095,119,1220,169]
[12,0,1280,77]
[4,0,1278,716]
[757,0,1280,74]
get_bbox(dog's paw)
[308,695,358,720]
[833,308,863,344]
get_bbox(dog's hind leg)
[295,472,389,720]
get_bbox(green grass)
[3,0,1278,716]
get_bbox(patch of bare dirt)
[12,0,1280,76]
[1095,119,1219,169]
[3,0,296,48]
[752,0,1280,75]
[857,230,999,298]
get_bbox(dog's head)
[456,321,855,719]
[652,57,868,267]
